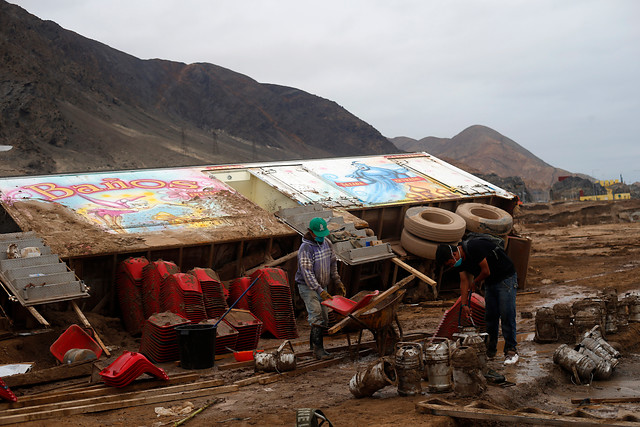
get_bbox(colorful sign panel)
[302,156,460,205]
[0,168,242,234]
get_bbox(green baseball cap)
[309,217,330,237]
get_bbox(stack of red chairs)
[161,273,207,323]
[248,268,298,339]
[200,319,239,354]
[189,267,229,318]
[100,351,169,388]
[139,312,190,363]
[224,309,263,351]
[142,260,179,319]
[433,292,486,340]
[0,377,17,402]
[228,276,252,310]
[116,257,149,335]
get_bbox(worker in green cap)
[295,217,346,359]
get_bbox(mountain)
[0,1,397,177]
[390,125,573,201]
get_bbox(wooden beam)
[571,397,640,404]
[390,257,437,287]
[415,399,639,426]
[245,250,299,276]
[70,301,110,357]
[4,360,94,388]
[25,306,49,327]
[0,384,238,425]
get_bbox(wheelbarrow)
[327,288,406,357]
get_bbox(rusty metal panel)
[506,235,532,290]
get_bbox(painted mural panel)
[388,153,514,198]
[0,168,245,234]
[303,157,459,205]
[248,165,362,207]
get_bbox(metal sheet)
[0,167,294,257]
[389,153,514,199]
[302,156,460,206]
[247,166,362,208]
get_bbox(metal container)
[579,337,620,368]
[601,288,618,335]
[553,303,574,343]
[577,346,614,380]
[617,296,629,328]
[394,342,423,396]
[573,308,601,339]
[628,295,640,323]
[534,307,558,343]
[453,327,488,373]
[581,325,621,359]
[450,346,486,397]
[349,358,397,398]
[553,344,596,383]
[254,340,296,373]
[424,339,454,393]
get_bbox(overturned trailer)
[0,152,525,320]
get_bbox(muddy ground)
[2,199,640,426]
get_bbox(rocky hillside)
[0,1,397,177]
[390,125,573,201]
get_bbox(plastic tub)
[50,324,103,363]
[176,324,216,369]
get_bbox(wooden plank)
[245,250,298,276]
[70,300,110,357]
[25,306,50,327]
[391,257,437,287]
[2,379,227,415]
[0,384,239,425]
[571,397,640,404]
[1,373,201,410]
[328,273,415,335]
[4,360,94,388]
[415,400,639,426]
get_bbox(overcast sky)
[11,0,640,183]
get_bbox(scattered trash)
[0,363,33,377]
[154,401,194,417]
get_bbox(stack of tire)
[454,203,513,238]
[400,207,466,259]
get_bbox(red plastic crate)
[50,324,103,363]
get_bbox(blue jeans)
[484,273,518,354]
[297,283,329,327]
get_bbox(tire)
[404,206,466,243]
[455,203,513,235]
[400,228,458,260]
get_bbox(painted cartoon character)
[347,161,410,203]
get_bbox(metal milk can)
[254,340,296,373]
[394,342,423,396]
[581,325,621,359]
[349,358,397,398]
[453,327,488,373]
[627,295,640,323]
[424,338,455,393]
[534,306,558,343]
[450,345,486,397]
[617,296,630,328]
[553,344,596,384]
[553,303,574,343]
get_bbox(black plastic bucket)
[175,324,216,369]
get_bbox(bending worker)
[295,217,346,360]
[435,238,519,365]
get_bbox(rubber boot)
[311,325,332,360]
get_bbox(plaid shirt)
[295,235,340,295]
